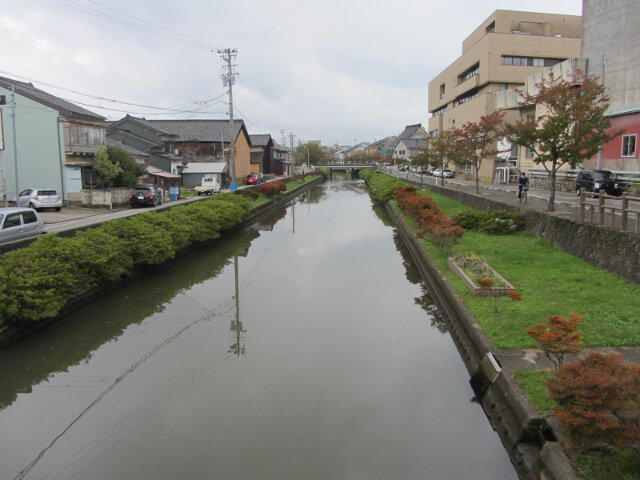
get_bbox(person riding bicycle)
[518,172,530,199]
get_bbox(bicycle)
[519,185,529,204]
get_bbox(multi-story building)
[428,10,581,181]
[581,0,640,171]
[0,75,107,202]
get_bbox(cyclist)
[518,172,530,199]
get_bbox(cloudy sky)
[2,0,582,146]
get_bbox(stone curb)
[384,201,578,480]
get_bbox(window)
[458,63,480,84]
[456,161,472,173]
[22,211,38,224]
[3,214,21,228]
[622,134,637,157]
[70,124,105,146]
[456,89,479,105]
[430,130,439,138]
[525,147,534,159]
[432,105,448,117]
[440,83,445,99]
[501,56,564,67]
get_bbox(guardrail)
[579,191,640,234]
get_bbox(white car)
[0,207,48,243]
[17,188,62,211]
[433,169,455,178]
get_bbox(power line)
[0,70,227,116]
[241,0,308,52]
[52,0,221,51]
[0,32,201,103]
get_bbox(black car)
[575,170,623,197]
[129,186,163,207]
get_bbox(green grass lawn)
[400,188,640,350]
[403,188,640,479]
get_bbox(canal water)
[0,180,516,479]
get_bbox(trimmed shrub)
[363,171,404,202]
[546,352,640,452]
[454,209,525,235]
[100,218,176,265]
[257,181,286,196]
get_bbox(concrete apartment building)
[495,1,640,173]
[428,10,581,181]
[581,0,640,171]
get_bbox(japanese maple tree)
[526,312,585,371]
[458,111,505,194]
[504,71,621,211]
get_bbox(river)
[0,180,516,479]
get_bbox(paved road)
[39,196,201,233]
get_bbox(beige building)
[428,10,581,182]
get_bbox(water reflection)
[391,231,449,334]
[228,256,247,356]
[0,228,258,411]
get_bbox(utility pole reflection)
[229,255,246,356]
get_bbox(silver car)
[0,207,48,244]
[17,188,63,211]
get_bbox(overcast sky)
[2,0,582,146]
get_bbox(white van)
[0,208,48,244]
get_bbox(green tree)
[427,130,464,186]
[295,142,325,166]
[458,111,505,194]
[107,146,143,188]
[94,146,122,188]
[504,71,622,211]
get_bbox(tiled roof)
[389,124,424,148]
[250,134,273,147]
[106,138,150,157]
[0,75,105,121]
[145,119,246,143]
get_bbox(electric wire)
[241,0,308,52]
[52,0,220,51]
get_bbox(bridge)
[315,164,376,179]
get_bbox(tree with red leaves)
[526,312,585,371]
[458,111,505,194]
[504,71,622,212]
[545,351,640,452]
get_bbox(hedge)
[0,194,250,326]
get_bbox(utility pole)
[11,85,19,201]
[289,132,295,176]
[596,54,606,170]
[218,48,238,184]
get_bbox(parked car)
[129,185,163,207]
[17,188,62,211]
[0,207,48,244]
[433,168,455,178]
[575,170,623,197]
[245,173,264,185]
[398,164,409,172]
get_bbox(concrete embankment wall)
[385,202,578,480]
[416,182,640,284]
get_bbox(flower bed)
[448,252,515,296]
